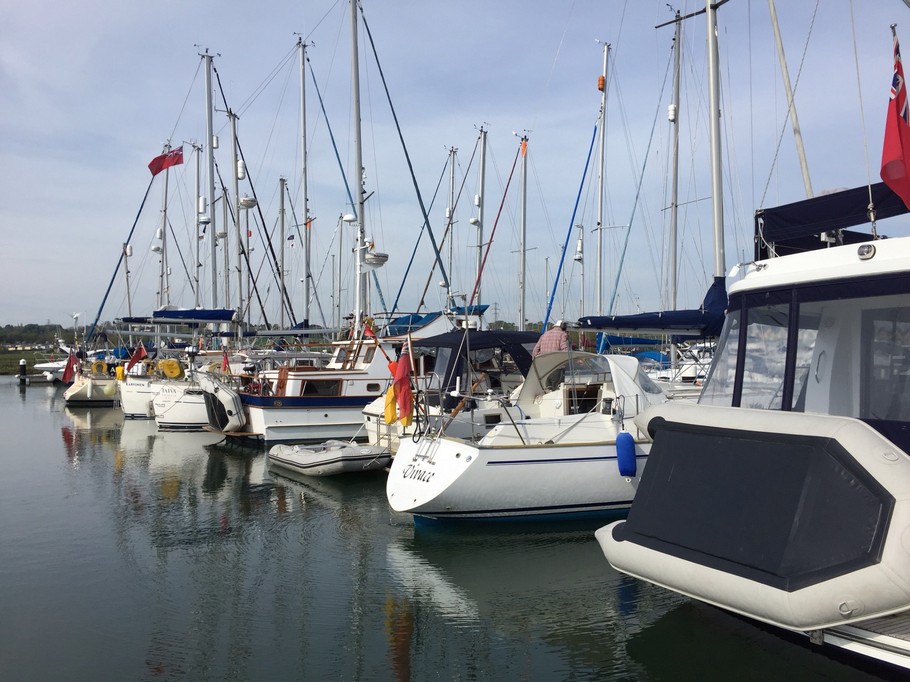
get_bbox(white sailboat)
[386,351,667,521]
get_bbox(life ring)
[91,360,108,375]
[158,358,184,380]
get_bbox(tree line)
[0,324,71,346]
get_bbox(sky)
[2,0,908,331]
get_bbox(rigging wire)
[607,47,672,316]
[469,142,523,307]
[543,125,597,327]
[848,0,876,236]
[359,5,451,297]
[757,0,819,208]
[417,140,480,309]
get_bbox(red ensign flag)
[148,146,185,177]
[882,28,910,209]
[125,342,147,372]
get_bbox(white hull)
[598,404,910,632]
[246,403,369,443]
[63,373,119,406]
[268,440,391,477]
[387,419,647,521]
[118,376,155,419]
[153,382,209,431]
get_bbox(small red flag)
[148,146,184,177]
[125,342,147,373]
[882,29,910,209]
[61,352,77,384]
[393,351,413,424]
[221,350,230,373]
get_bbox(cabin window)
[636,367,665,396]
[861,306,910,422]
[300,380,340,397]
[701,276,910,436]
[789,305,822,412]
[739,304,789,410]
[363,347,376,364]
[366,383,381,392]
[699,310,740,406]
[431,348,453,391]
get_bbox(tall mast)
[299,38,312,326]
[203,50,218,308]
[707,2,725,278]
[669,12,682,376]
[475,126,487,306]
[446,146,457,305]
[157,151,171,310]
[768,0,813,198]
[669,14,681,312]
[230,111,241,312]
[279,176,287,328]
[518,135,528,332]
[350,0,366,333]
[193,143,202,308]
[595,42,610,316]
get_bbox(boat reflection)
[385,527,686,677]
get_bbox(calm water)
[0,376,902,681]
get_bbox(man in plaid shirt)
[532,320,569,357]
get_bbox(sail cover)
[577,277,727,338]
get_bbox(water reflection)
[2,377,899,680]
[386,527,682,679]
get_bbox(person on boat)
[532,320,569,357]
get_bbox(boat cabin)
[517,352,666,420]
[699,238,910,453]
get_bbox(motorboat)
[597,180,910,670]
[386,351,667,521]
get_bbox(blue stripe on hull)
[241,395,374,408]
[413,505,632,525]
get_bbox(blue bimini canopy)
[755,181,906,260]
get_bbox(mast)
[669,14,681,313]
[446,146,457,304]
[230,111,241,311]
[707,2,725,278]
[350,0,367,333]
[156,152,171,310]
[768,0,813,198]
[518,134,528,332]
[203,51,218,308]
[669,12,682,375]
[279,176,287,328]
[475,126,487,306]
[193,143,202,308]
[595,43,610,316]
[299,38,312,326]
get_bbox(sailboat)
[596,8,910,670]
[204,0,401,445]
[386,350,667,521]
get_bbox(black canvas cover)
[612,417,893,592]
